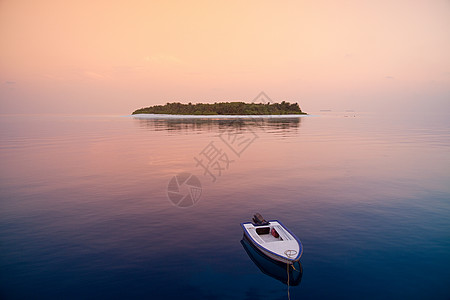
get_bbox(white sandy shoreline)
[131,113,309,119]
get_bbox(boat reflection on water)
[241,235,303,286]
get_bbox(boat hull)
[241,235,303,285]
[241,220,302,264]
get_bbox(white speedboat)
[241,213,303,264]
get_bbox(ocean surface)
[0,111,449,299]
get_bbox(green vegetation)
[132,101,306,115]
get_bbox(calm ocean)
[1,112,449,299]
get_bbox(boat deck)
[258,233,283,243]
[241,220,302,263]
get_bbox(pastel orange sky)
[1,0,449,114]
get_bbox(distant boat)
[241,213,303,264]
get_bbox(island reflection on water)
[133,115,302,135]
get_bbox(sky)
[1,0,449,114]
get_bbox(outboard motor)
[252,213,269,226]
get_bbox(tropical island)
[132,101,306,115]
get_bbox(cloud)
[112,66,145,74]
[83,71,109,80]
[4,81,16,91]
[385,76,394,79]
[146,54,183,65]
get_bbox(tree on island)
[132,101,306,115]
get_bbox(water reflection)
[133,116,302,134]
[241,235,303,286]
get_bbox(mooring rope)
[284,250,297,300]
[286,262,291,300]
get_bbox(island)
[132,101,306,115]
